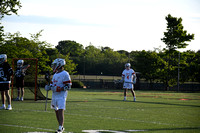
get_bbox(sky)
[2,0,200,52]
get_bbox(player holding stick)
[120,63,137,102]
[14,60,30,101]
[0,54,13,110]
[45,58,72,133]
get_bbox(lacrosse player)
[0,54,13,110]
[14,60,30,101]
[45,58,72,133]
[121,63,137,102]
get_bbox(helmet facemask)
[51,58,66,73]
[17,60,24,68]
[125,63,131,69]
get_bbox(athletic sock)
[58,125,62,130]
[124,96,126,101]
[2,104,5,107]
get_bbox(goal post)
[11,58,44,101]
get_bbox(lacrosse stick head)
[0,54,7,64]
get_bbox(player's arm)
[120,74,125,83]
[63,81,72,91]
[132,72,137,84]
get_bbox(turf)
[0,88,200,133]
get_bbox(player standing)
[0,54,13,110]
[14,60,30,101]
[121,63,137,102]
[45,58,72,133]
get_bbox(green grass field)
[0,88,200,133]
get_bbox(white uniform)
[50,70,72,110]
[122,69,136,89]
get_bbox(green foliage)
[71,80,84,88]
[160,14,195,89]
[161,14,194,51]
[0,0,22,18]
[134,51,167,86]
[0,0,22,46]
[56,40,84,57]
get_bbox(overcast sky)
[2,0,200,52]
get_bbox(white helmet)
[17,60,24,68]
[51,58,66,72]
[125,63,131,68]
[0,54,7,64]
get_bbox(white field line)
[82,130,127,133]
[82,130,148,133]
[10,109,176,126]
[0,123,55,132]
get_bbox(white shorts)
[123,83,134,89]
[51,98,67,111]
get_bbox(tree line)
[0,0,199,90]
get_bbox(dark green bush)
[72,80,84,88]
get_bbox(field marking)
[82,130,127,133]
[0,123,55,132]
[82,130,147,133]
[0,123,73,133]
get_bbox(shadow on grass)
[136,101,200,108]
[140,127,200,132]
[86,98,200,108]
[82,127,200,133]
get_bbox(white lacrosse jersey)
[122,69,136,83]
[51,70,72,99]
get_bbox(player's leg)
[0,90,6,109]
[124,88,127,101]
[55,109,65,132]
[55,98,66,132]
[20,79,24,101]
[20,87,24,101]
[58,109,64,126]
[15,87,20,101]
[5,89,12,110]
[130,89,136,102]
[55,110,60,124]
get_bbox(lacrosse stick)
[114,79,122,84]
[124,81,135,84]
[45,71,51,111]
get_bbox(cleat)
[0,106,6,110]
[14,97,20,101]
[20,97,23,101]
[6,106,12,110]
[56,127,64,133]
[133,97,136,102]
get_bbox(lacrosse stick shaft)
[124,81,134,84]
[45,90,48,111]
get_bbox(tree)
[56,40,84,57]
[161,14,194,89]
[0,0,22,44]
[134,50,167,88]
[161,14,194,51]
[1,31,51,73]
